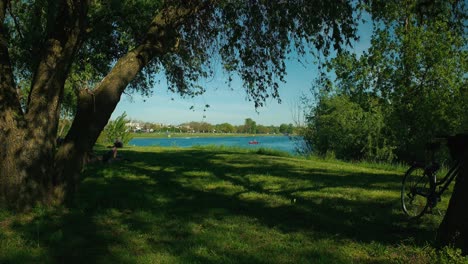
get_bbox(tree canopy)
[303,0,467,162]
[6,0,359,110]
[0,0,359,208]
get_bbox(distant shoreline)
[130,132,290,139]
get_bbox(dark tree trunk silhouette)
[436,134,468,254]
[0,0,88,208]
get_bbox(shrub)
[100,112,133,146]
[302,94,395,161]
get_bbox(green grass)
[0,146,466,263]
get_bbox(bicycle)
[401,137,461,218]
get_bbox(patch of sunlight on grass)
[246,174,313,192]
[176,175,246,196]
[193,215,357,263]
[213,161,256,169]
[183,171,213,177]
[364,189,400,199]
[305,156,402,175]
[298,188,350,200]
[203,181,244,192]
[161,167,176,173]
[135,252,180,264]
[121,174,153,181]
[315,187,397,200]
[238,192,290,207]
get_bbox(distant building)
[125,122,142,132]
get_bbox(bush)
[302,94,395,161]
[430,246,468,264]
[99,112,133,146]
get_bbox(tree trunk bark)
[1,1,207,209]
[54,47,153,205]
[0,0,25,208]
[0,0,88,209]
[53,3,204,204]
[436,134,468,254]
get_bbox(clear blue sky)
[112,18,372,126]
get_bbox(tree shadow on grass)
[113,149,437,242]
[5,148,439,263]
[84,148,437,242]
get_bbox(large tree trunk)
[54,48,151,204]
[1,1,208,209]
[53,4,205,204]
[0,0,88,209]
[436,134,468,254]
[0,0,26,207]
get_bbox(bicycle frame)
[402,135,464,218]
[434,160,460,197]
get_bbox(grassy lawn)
[0,146,464,263]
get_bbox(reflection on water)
[129,136,302,154]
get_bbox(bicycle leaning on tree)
[401,136,461,218]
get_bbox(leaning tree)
[0,0,358,208]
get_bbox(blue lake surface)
[129,136,302,154]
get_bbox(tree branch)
[62,1,213,153]
[141,1,213,63]
[6,1,25,43]
[25,0,89,137]
[0,0,22,117]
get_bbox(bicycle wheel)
[401,165,433,218]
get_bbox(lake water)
[129,136,302,154]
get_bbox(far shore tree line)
[126,118,297,135]
[89,114,298,145]
[68,114,298,146]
